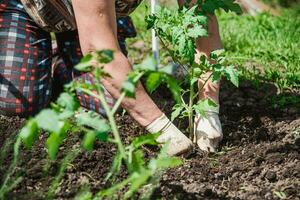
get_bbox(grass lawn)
[128,2,300,91]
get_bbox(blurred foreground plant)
[0,50,182,199]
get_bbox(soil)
[0,80,299,200]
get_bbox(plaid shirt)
[0,0,135,116]
[20,0,142,32]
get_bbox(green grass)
[219,6,300,91]
[262,0,300,8]
[128,3,300,91]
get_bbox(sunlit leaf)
[146,72,162,93]
[164,76,181,104]
[57,92,80,112]
[75,54,93,72]
[76,112,110,133]
[46,133,63,160]
[132,133,159,148]
[122,80,136,98]
[224,65,239,87]
[35,109,61,133]
[171,104,184,121]
[19,119,39,148]
[82,131,96,151]
[134,56,157,71]
[193,98,218,116]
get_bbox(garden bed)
[1,80,299,200]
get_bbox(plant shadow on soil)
[0,80,299,200]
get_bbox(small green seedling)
[146,2,241,139]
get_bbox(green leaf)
[124,171,152,199]
[134,56,157,71]
[122,80,136,98]
[152,157,182,169]
[46,133,63,160]
[146,72,162,93]
[211,71,222,83]
[96,50,114,64]
[19,119,39,148]
[76,112,110,133]
[132,133,159,149]
[57,92,80,112]
[75,54,93,72]
[158,64,174,75]
[128,150,146,174]
[82,131,96,151]
[95,131,108,142]
[193,99,218,116]
[35,109,61,133]
[58,110,74,120]
[187,25,207,38]
[105,152,122,180]
[164,76,182,104]
[171,104,184,121]
[149,144,182,170]
[210,49,225,60]
[145,14,157,29]
[224,65,239,87]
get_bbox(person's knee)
[0,79,52,116]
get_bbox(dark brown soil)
[0,80,299,200]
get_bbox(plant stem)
[78,88,127,161]
[158,36,189,73]
[188,69,195,139]
[111,93,126,115]
[47,147,81,199]
[111,72,144,115]
[194,73,213,99]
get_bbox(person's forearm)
[72,0,162,126]
[101,51,163,126]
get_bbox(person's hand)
[194,105,223,152]
[146,114,193,156]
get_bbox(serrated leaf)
[35,109,61,133]
[19,119,39,148]
[58,110,74,120]
[57,92,80,112]
[164,76,182,104]
[76,112,110,133]
[134,56,157,71]
[75,54,93,72]
[122,80,136,98]
[128,150,146,174]
[187,25,207,38]
[171,104,184,121]
[146,72,162,93]
[132,133,159,148]
[224,65,239,87]
[96,50,114,64]
[212,71,222,83]
[149,143,182,170]
[210,49,225,60]
[193,99,218,116]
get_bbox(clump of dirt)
[0,80,299,200]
